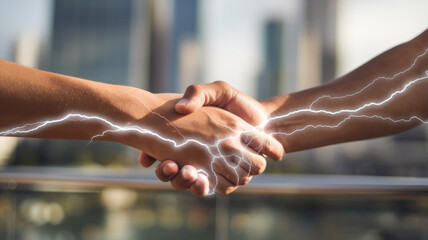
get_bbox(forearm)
[0,59,154,142]
[262,29,428,152]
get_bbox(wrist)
[260,95,290,152]
[261,93,312,153]
[260,94,292,118]
[93,84,157,144]
[110,92,184,155]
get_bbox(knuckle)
[215,81,238,98]
[228,119,241,131]
[251,158,266,175]
[220,139,238,153]
[185,84,202,96]
[214,80,229,89]
[212,160,222,170]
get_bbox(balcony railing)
[2,166,428,195]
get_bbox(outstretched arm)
[0,59,154,140]
[262,28,428,152]
[0,60,284,196]
[153,28,428,192]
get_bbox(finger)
[175,81,234,114]
[212,157,252,185]
[190,173,210,197]
[219,139,267,176]
[214,173,239,195]
[138,151,157,168]
[171,165,198,190]
[241,130,285,161]
[155,160,179,182]
[242,147,267,175]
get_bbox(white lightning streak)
[1,48,427,196]
[1,111,262,195]
[269,115,425,137]
[310,47,428,109]
[263,73,428,127]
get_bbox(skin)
[0,59,285,195]
[150,28,428,195]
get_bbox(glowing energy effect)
[1,48,428,195]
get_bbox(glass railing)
[2,167,428,194]
[2,167,428,240]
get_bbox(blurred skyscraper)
[170,0,199,93]
[48,0,133,85]
[258,20,283,100]
[12,0,144,167]
[149,0,200,93]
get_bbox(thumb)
[175,81,234,114]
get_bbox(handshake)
[135,81,286,197]
[2,30,427,197]
[0,58,286,197]
[128,30,428,197]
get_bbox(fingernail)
[182,168,196,180]
[176,98,189,106]
[163,164,174,176]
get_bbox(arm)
[0,60,283,196]
[155,29,428,191]
[0,59,154,140]
[262,29,428,152]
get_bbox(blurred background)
[1,0,428,239]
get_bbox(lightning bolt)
[263,72,428,126]
[309,47,428,109]
[269,114,426,137]
[259,46,428,140]
[0,112,256,196]
[1,48,427,196]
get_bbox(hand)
[175,81,269,126]
[113,92,280,195]
[139,82,285,196]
